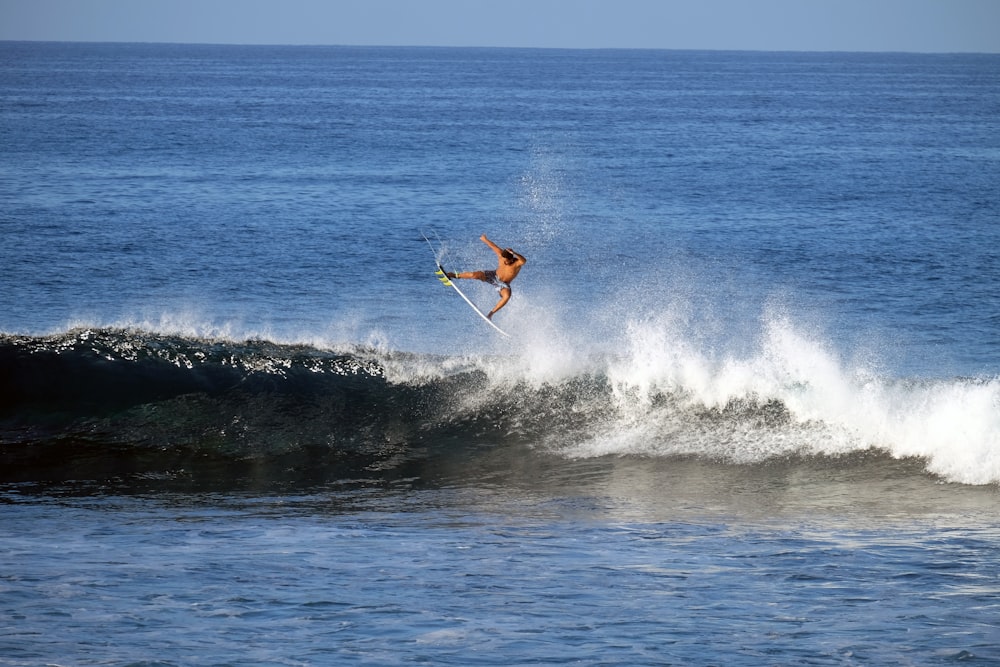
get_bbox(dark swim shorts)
[484,271,511,293]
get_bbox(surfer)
[446,234,526,319]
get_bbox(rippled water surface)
[2,43,999,665]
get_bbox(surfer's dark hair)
[501,249,515,261]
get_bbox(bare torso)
[494,257,524,284]
[482,234,525,285]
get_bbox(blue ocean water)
[2,42,1000,665]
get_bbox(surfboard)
[423,232,511,338]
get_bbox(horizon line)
[3,38,998,56]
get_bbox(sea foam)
[495,298,1000,486]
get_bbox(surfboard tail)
[435,266,453,286]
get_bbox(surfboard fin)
[435,267,452,286]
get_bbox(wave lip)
[0,327,385,414]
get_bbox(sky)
[1,0,999,53]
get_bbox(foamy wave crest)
[546,313,1000,485]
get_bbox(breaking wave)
[1,320,998,487]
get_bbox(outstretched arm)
[480,235,526,265]
[480,234,503,257]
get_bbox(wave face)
[2,325,999,487]
[0,329,455,487]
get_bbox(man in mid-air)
[446,234,526,320]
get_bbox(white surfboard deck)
[423,231,511,338]
[434,265,511,337]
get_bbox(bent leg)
[487,287,512,320]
